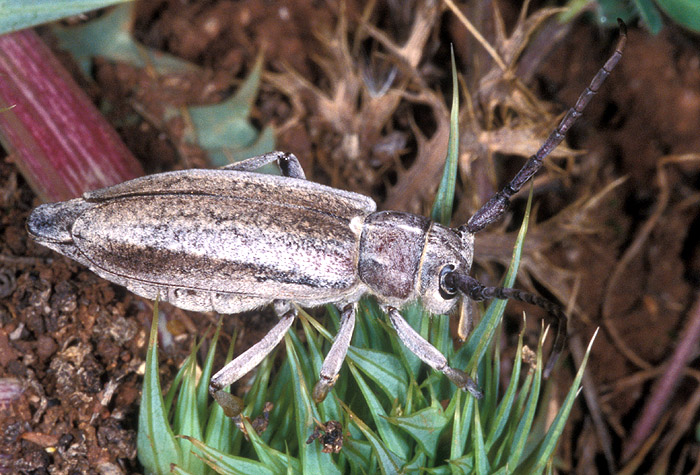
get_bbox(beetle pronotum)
[27,21,626,416]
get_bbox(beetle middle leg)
[210,307,296,416]
[222,151,306,179]
[386,306,483,398]
[312,303,357,403]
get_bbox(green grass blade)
[347,346,408,400]
[0,0,133,35]
[348,363,408,458]
[185,436,275,475]
[284,332,341,475]
[390,402,449,459]
[486,330,525,450]
[173,357,205,473]
[505,334,544,469]
[203,330,236,457]
[137,302,182,474]
[463,188,533,374]
[431,46,460,226]
[472,406,490,475]
[523,329,600,473]
[339,399,406,474]
[197,322,221,421]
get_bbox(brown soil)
[1,1,699,473]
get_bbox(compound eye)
[439,265,458,300]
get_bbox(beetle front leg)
[312,303,356,403]
[221,151,306,179]
[386,307,483,398]
[210,310,296,417]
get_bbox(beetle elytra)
[27,21,626,415]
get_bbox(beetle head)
[417,225,474,314]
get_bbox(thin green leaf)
[463,187,533,374]
[431,46,460,226]
[137,302,181,474]
[0,0,133,35]
[347,346,408,400]
[505,334,544,468]
[173,358,205,473]
[472,407,490,475]
[486,330,525,450]
[284,333,341,475]
[241,416,293,473]
[196,322,221,421]
[184,436,275,475]
[523,330,600,473]
[348,363,409,458]
[203,329,236,457]
[338,400,406,475]
[390,403,449,459]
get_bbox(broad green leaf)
[656,0,700,32]
[635,0,664,33]
[52,3,195,77]
[188,55,275,167]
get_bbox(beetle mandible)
[27,21,626,414]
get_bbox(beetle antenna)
[463,19,627,234]
[445,272,567,377]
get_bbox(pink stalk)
[622,294,700,461]
[0,29,143,202]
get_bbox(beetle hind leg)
[210,310,296,416]
[221,151,306,179]
[386,307,483,399]
[312,304,356,403]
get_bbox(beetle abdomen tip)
[26,199,91,244]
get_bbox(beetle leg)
[312,303,356,403]
[221,151,306,179]
[386,307,483,398]
[210,310,296,416]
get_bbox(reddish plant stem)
[0,29,143,202]
[622,294,700,461]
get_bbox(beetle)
[27,21,626,415]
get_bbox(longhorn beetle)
[27,21,626,415]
